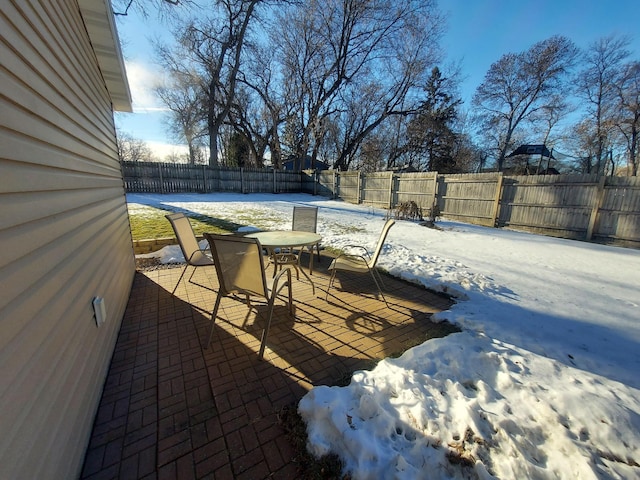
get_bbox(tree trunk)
[208,114,219,167]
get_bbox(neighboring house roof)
[388,164,418,173]
[507,144,555,159]
[283,156,330,170]
[78,0,132,112]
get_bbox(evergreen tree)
[227,132,251,167]
[407,67,461,172]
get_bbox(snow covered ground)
[129,192,640,479]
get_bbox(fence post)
[241,168,245,194]
[158,164,164,194]
[357,171,362,204]
[432,172,439,210]
[490,173,503,227]
[273,169,277,193]
[586,175,606,240]
[333,171,338,199]
[314,170,318,196]
[388,173,394,209]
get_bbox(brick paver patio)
[81,251,454,479]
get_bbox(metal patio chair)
[292,206,322,263]
[204,233,294,359]
[326,219,395,306]
[165,213,214,294]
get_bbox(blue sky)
[441,0,640,103]
[114,0,640,158]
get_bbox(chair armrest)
[187,249,213,262]
[271,266,293,295]
[342,245,371,260]
[334,252,370,265]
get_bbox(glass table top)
[245,230,322,247]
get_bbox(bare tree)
[565,118,599,173]
[157,0,261,166]
[358,134,392,172]
[355,116,411,172]
[154,71,207,164]
[116,129,155,162]
[271,0,444,170]
[226,87,267,167]
[472,35,578,171]
[448,109,485,173]
[231,42,290,168]
[452,133,485,173]
[614,61,640,176]
[164,150,189,163]
[112,0,195,18]
[528,94,572,173]
[575,35,631,174]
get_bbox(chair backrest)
[369,219,395,268]
[166,213,202,264]
[204,233,268,298]
[292,206,318,233]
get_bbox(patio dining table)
[245,230,322,294]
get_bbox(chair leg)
[187,265,197,285]
[308,244,320,274]
[287,281,293,315]
[373,268,386,289]
[258,296,278,359]
[205,294,223,348]
[326,269,337,300]
[368,268,388,306]
[258,277,294,359]
[171,264,190,294]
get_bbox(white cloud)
[147,141,189,160]
[124,61,168,113]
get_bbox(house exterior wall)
[0,0,134,478]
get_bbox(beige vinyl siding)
[0,0,134,479]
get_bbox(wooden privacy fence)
[121,162,640,247]
[122,162,301,194]
[314,171,440,208]
[315,170,640,248]
[498,174,640,246]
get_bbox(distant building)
[507,144,555,159]
[388,164,419,173]
[283,155,330,171]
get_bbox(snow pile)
[300,332,640,479]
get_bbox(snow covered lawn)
[129,192,640,479]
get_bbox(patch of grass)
[126,202,367,243]
[126,204,241,241]
[184,212,244,235]
[322,246,344,257]
[323,222,365,236]
[225,207,283,230]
